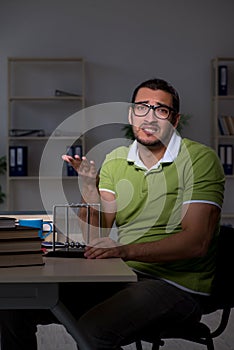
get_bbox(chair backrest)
[210,225,234,309]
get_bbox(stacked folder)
[9,146,28,176]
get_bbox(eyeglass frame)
[131,102,176,120]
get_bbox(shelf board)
[213,57,234,62]
[9,176,78,181]
[9,136,83,141]
[224,175,234,179]
[213,95,234,100]
[218,135,234,139]
[222,214,234,219]
[8,57,84,62]
[9,96,83,101]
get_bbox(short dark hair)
[131,78,180,114]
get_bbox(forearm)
[119,203,220,263]
[85,229,202,261]
[124,232,202,263]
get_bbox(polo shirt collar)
[127,131,182,169]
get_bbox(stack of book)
[0,218,44,267]
[0,217,16,228]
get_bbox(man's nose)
[144,108,156,122]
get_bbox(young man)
[1,78,225,350]
[61,78,225,349]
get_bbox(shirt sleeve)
[182,147,225,208]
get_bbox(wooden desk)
[0,257,137,345]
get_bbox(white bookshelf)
[7,57,86,211]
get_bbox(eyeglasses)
[132,102,175,120]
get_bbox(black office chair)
[135,225,234,350]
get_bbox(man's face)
[129,87,180,148]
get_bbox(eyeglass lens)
[133,104,171,119]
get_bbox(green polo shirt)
[99,136,225,294]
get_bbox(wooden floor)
[36,309,234,350]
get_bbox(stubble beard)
[133,126,170,150]
[132,119,176,149]
[135,135,163,148]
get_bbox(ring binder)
[218,65,228,96]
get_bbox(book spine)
[218,65,228,96]
[219,116,230,135]
[0,250,42,256]
[219,144,233,175]
[0,237,41,242]
[16,146,28,176]
[224,116,234,135]
[9,146,17,176]
[218,145,226,171]
[218,118,224,135]
[225,145,233,175]
[9,146,28,176]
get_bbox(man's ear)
[128,106,133,125]
[173,113,181,129]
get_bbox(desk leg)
[51,301,92,350]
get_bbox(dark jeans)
[0,277,206,350]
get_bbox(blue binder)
[9,146,28,176]
[16,146,28,176]
[218,65,228,96]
